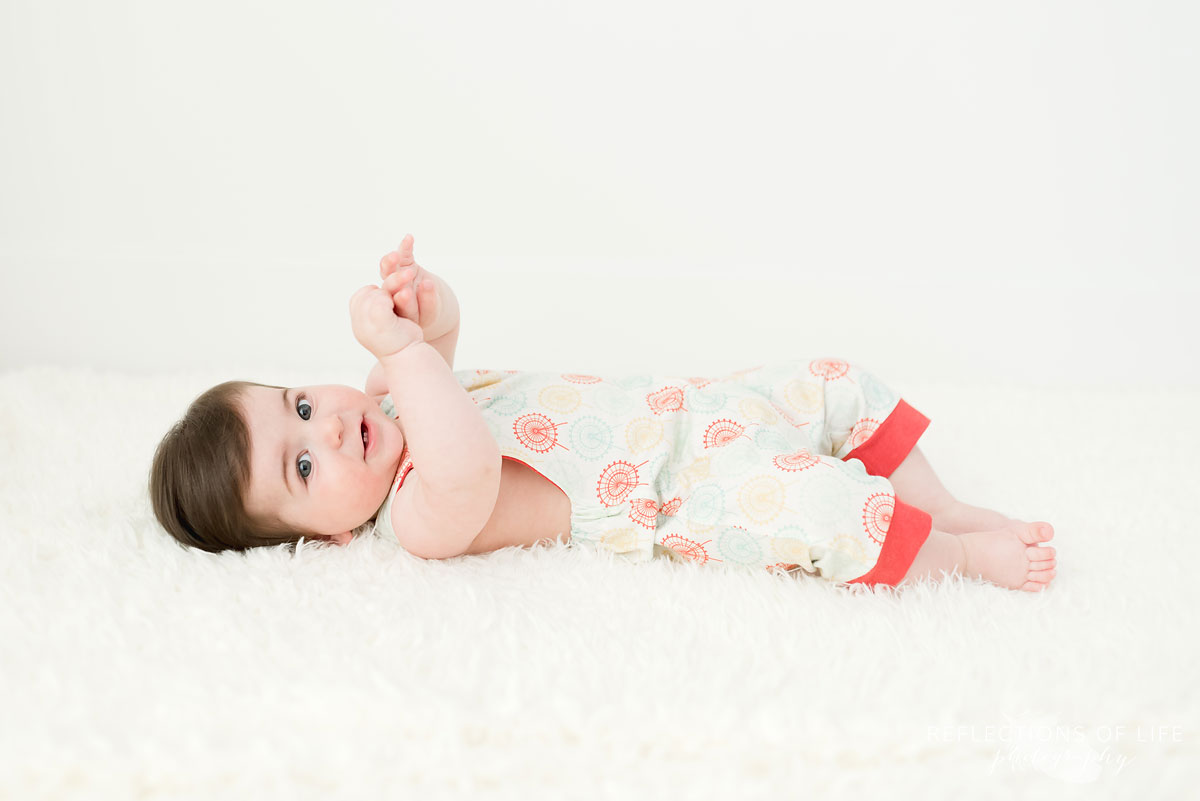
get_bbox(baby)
[150,235,1057,591]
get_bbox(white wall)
[2,0,1196,388]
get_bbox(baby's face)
[239,383,404,544]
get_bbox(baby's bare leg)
[901,523,1057,591]
[888,446,1021,534]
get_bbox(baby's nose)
[324,414,343,446]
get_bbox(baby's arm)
[353,236,498,559]
[382,342,501,559]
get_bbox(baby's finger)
[383,268,415,294]
[394,236,416,268]
[379,240,416,280]
[367,292,395,322]
[392,284,419,323]
[351,286,389,326]
[379,251,401,281]
[350,284,378,309]
[416,279,440,329]
[410,262,428,287]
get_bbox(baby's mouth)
[361,418,369,458]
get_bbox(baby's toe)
[1028,546,1056,563]
[1014,522,1055,546]
[1023,560,1056,592]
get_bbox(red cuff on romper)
[842,398,931,477]
[846,499,932,587]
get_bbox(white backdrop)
[1,0,1197,388]
[3,4,1199,798]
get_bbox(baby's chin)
[353,493,389,534]
[368,458,402,508]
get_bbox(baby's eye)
[296,396,312,420]
[298,452,313,482]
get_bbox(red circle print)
[809,358,850,380]
[702,418,748,449]
[628,497,660,529]
[513,413,567,454]
[773,448,821,472]
[646,386,686,415]
[661,534,719,565]
[848,418,881,449]
[862,492,895,544]
[595,460,648,506]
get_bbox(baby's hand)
[379,234,441,335]
[349,284,425,360]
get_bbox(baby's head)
[149,380,405,553]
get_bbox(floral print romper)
[372,358,933,587]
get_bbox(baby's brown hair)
[149,380,321,553]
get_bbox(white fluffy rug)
[2,366,1196,800]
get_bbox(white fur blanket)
[2,366,1195,799]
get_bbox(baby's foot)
[933,500,1025,534]
[958,522,1057,592]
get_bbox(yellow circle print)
[539,385,582,413]
[784,379,823,414]
[738,475,787,524]
[600,526,639,554]
[738,397,779,425]
[677,456,713,491]
[625,417,664,453]
[831,533,867,563]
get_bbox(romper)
[370,358,933,587]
